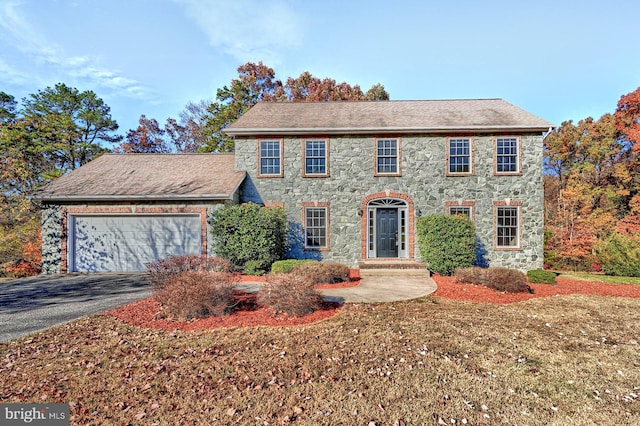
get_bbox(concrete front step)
[358,260,429,270]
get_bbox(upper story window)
[303,139,329,177]
[375,138,401,176]
[495,204,521,249]
[447,138,472,175]
[258,139,283,177]
[495,137,520,174]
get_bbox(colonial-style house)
[38,99,552,273]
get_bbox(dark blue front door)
[376,208,398,257]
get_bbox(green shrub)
[291,261,351,284]
[271,259,315,274]
[597,233,640,277]
[417,214,477,276]
[485,267,531,293]
[146,255,231,287]
[527,269,557,284]
[210,203,287,273]
[243,260,266,276]
[258,272,322,316]
[153,271,238,320]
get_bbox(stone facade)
[235,133,544,271]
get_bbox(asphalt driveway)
[0,273,152,342]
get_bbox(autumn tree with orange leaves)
[113,115,171,154]
[199,62,389,152]
[544,86,640,272]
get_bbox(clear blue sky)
[1,0,639,136]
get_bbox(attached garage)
[36,154,246,274]
[68,214,203,272]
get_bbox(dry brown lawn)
[2,294,640,425]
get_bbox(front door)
[376,208,398,257]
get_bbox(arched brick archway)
[360,191,415,260]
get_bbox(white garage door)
[69,214,202,272]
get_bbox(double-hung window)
[259,139,283,177]
[448,138,472,175]
[496,205,520,248]
[304,204,329,249]
[304,139,328,176]
[496,137,520,174]
[375,138,400,176]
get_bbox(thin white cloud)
[0,58,29,85]
[175,0,302,64]
[0,1,149,100]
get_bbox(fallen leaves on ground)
[106,274,640,334]
[105,291,342,332]
[433,275,640,303]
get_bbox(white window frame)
[258,139,283,177]
[303,139,328,177]
[447,138,472,175]
[375,138,400,176]
[304,205,329,249]
[496,205,521,249]
[495,137,520,175]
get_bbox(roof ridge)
[257,98,505,104]
[103,152,234,156]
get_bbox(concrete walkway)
[238,269,437,303]
[320,269,437,303]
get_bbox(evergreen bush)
[597,233,640,277]
[210,203,287,273]
[526,269,557,284]
[416,214,476,276]
[271,259,315,274]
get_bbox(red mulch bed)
[433,275,640,304]
[105,291,342,332]
[107,270,640,333]
[106,271,361,333]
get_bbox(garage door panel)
[71,215,202,272]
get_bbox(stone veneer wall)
[41,204,65,274]
[41,201,233,274]
[235,134,544,271]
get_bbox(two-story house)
[38,99,552,273]
[226,99,552,271]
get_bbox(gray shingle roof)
[36,154,245,202]
[225,99,554,136]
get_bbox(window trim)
[302,202,330,250]
[445,201,475,223]
[374,137,402,177]
[302,138,330,177]
[446,137,474,176]
[494,200,522,250]
[494,136,522,176]
[257,138,284,178]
